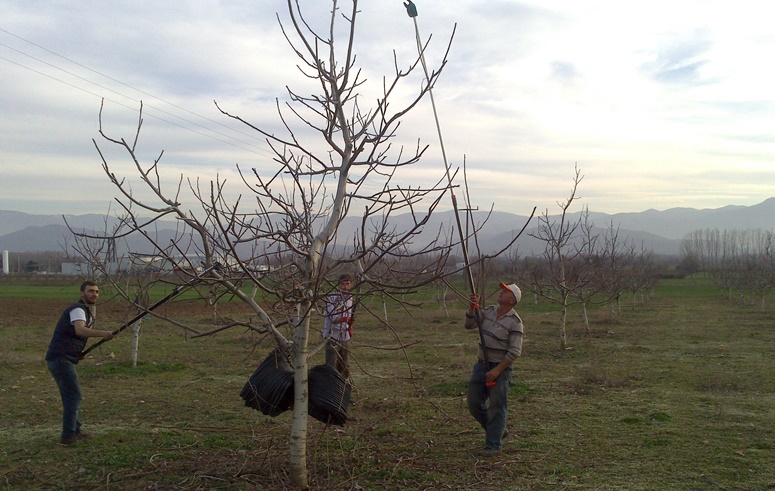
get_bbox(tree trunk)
[209,293,218,324]
[131,319,142,368]
[289,304,311,488]
[582,301,589,334]
[439,285,448,317]
[559,294,568,351]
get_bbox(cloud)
[1,1,775,218]
[642,29,714,85]
[549,60,579,83]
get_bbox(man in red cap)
[464,281,524,457]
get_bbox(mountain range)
[2,198,774,256]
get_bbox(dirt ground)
[0,298,62,326]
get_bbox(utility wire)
[0,27,263,141]
[0,27,274,158]
[1,53,270,156]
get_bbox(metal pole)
[403,1,495,384]
[80,263,221,358]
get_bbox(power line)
[0,27,275,159]
[1,54,272,157]
[1,54,272,156]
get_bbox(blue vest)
[45,301,92,364]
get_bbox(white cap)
[499,282,522,304]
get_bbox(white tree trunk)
[131,319,142,368]
[439,284,448,316]
[560,294,568,351]
[382,294,389,323]
[289,310,311,487]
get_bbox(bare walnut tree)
[64,1,502,487]
[524,166,607,350]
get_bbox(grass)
[1,277,774,489]
[0,284,79,300]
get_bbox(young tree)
[572,208,606,333]
[623,242,656,309]
[682,228,740,299]
[597,221,633,320]
[734,229,774,310]
[525,165,601,350]
[64,2,527,487]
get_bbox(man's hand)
[485,368,501,384]
[103,331,115,341]
[469,293,480,311]
[486,359,512,384]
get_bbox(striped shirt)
[464,305,523,363]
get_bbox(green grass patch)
[97,361,188,376]
[428,380,466,396]
[648,411,671,422]
[2,276,775,490]
[0,284,79,299]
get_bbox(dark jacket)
[45,301,92,364]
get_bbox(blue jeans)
[47,358,83,439]
[467,362,512,450]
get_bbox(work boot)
[76,430,91,440]
[475,447,501,458]
[60,434,78,445]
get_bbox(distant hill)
[2,198,774,255]
[0,224,73,252]
[581,197,775,240]
[0,211,122,238]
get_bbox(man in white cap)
[464,281,524,457]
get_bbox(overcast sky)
[1,0,774,218]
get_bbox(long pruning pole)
[403,1,495,384]
[80,263,221,358]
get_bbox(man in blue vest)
[46,281,115,445]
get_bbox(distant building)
[60,255,208,276]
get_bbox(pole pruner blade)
[404,0,418,17]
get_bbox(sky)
[1,0,774,219]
